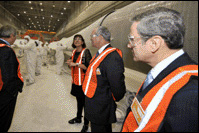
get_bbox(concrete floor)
[8,64,123,132]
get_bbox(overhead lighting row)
[24,1,70,31]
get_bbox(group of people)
[17,35,66,85]
[0,7,198,132]
[67,7,198,132]
[17,35,47,86]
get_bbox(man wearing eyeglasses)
[82,26,126,132]
[122,7,198,132]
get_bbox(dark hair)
[72,34,86,48]
[131,7,185,49]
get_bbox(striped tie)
[142,71,153,90]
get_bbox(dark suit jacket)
[123,52,198,132]
[0,40,23,96]
[85,44,126,125]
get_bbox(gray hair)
[96,26,111,42]
[131,7,185,49]
[0,25,17,38]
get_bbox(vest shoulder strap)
[0,44,7,47]
[136,65,198,132]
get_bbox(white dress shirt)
[0,38,11,46]
[150,49,185,80]
[98,43,110,54]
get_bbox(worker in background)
[55,42,66,75]
[121,7,198,132]
[82,26,126,132]
[49,43,56,65]
[18,35,37,86]
[0,25,24,132]
[18,41,24,58]
[35,40,42,76]
[42,42,49,67]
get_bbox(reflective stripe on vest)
[122,65,198,132]
[82,47,122,98]
[0,44,6,47]
[71,48,86,86]
[0,44,24,91]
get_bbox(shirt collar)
[98,43,110,54]
[0,38,11,46]
[150,49,185,79]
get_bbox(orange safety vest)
[122,65,198,132]
[71,48,86,86]
[0,44,24,91]
[82,47,122,98]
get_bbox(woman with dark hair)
[66,34,92,132]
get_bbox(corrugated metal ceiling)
[0,1,79,32]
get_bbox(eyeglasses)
[74,38,82,41]
[128,34,142,47]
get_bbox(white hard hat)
[24,35,30,40]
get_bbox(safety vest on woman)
[82,47,122,98]
[71,48,86,86]
[0,44,24,91]
[122,65,198,132]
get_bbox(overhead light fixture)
[53,5,55,7]
[41,9,43,11]
[29,18,31,20]
[17,14,20,16]
[51,15,53,18]
[68,1,70,3]
[31,7,33,10]
[42,17,45,19]
[24,11,26,14]
[64,7,66,10]
[40,3,42,5]
[61,12,63,15]
[57,19,60,21]
[35,16,37,18]
[29,1,31,4]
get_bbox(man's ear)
[10,33,15,38]
[149,36,163,53]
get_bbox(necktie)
[95,51,99,58]
[142,71,153,90]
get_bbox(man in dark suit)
[121,7,198,132]
[0,25,24,132]
[82,26,126,132]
